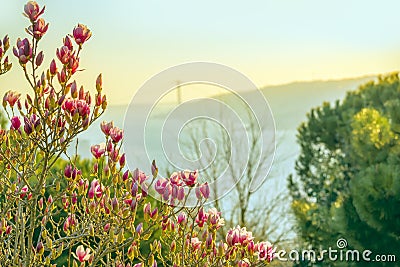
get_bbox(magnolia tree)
[0,2,275,266]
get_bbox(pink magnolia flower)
[62,98,90,117]
[11,116,21,130]
[64,164,73,178]
[49,59,57,75]
[255,241,275,262]
[169,172,183,186]
[177,212,187,225]
[24,1,45,22]
[28,18,49,39]
[73,245,91,262]
[4,90,21,107]
[109,126,123,143]
[162,184,172,201]
[195,186,202,200]
[13,38,32,64]
[19,185,29,198]
[181,169,198,186]
[171,184,179,199]
[109,146,119,162]
[100,121,114,136]
[132,168,147,184]
[208,208,224,229]
[198,182,210,199]
[196,207,208,227]
[191,237,202,251]
[64,36,73,50]
[90,143,105,159]
[177,186,185,201]
[237,259,250,267]
[75,99,89,117]
[67,53,79,74]
[61,98,74,113]
[226,226,254,247]
[23,114,40,135]
[56,46,72,65]
[73,24,92,46]
[154,178,168,195]
[63,214,77,232]
[88,179,102,199]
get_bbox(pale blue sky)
[1,0,400,104]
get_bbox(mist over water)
[68,77,375,241]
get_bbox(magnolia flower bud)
[79,86,84,100]
[122,170,129,181]
[177,213,187,225]
[119,153,126,168]
[70,81,78,99]
[50,59,57,75]
[11,116,21,130]
[111,197,119,212]
[96,73,102,92]
[35,51,44,66]
[151,160,158,177]
[38,197,44,210]
[104,223,110,232]
[36,241,44,255]
[135,223,143,236]
[73,24,92,46]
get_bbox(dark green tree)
[289,73,400,265]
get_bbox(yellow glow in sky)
[1,0,399,105]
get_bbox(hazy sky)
[1,0,400,105]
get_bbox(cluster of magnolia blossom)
[225,226,275,263]
[2,2,105,142]
[154,170,210,205]
[162,203,274,266]
[0,1,276,266]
